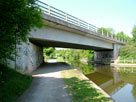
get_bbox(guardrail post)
[112,34,113,39]
[65,13,68,21]
[116,36,118,40]
[88,23,89,29]
[102,29,104,35]
[48,5,51,15]
[114,36,116,40]
[78,19,80,26]
[95,28,97,33]
[107,32,108,37]
[113,34,114,39]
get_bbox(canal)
[71,62,136,102]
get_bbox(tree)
[97,27,115,37]
[132,25,136,42]
[120,42,136,59]
[98,28,115,34]
[117,32,131,41]
[81,50,94,60]
[0,0,43,65]
[119,25,136,59]
[43,47,55,57]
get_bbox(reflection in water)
[71,62,136,102]
[112,84,135,102]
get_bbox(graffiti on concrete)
[13,42,43,73]
[23,47,28,56]
[96,51,113,59]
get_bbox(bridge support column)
[94,44,122,64]
[8,40,44,74]
[113,44,121,60]
[94,51,113,64]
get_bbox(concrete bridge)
[10,1,126,73]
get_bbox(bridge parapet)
[37,0,127,43]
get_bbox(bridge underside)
[29,38,112,51]
[29,26,114,51]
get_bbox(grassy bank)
[61,69,112,102]
[0,64,33,102]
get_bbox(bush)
[120,41,136,59]
[0,64,33,102]
[0,0,43,65]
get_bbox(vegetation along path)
[17,63,72,102]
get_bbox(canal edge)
[73,69,114,101]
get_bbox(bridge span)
[9,1,126,73]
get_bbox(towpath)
[17,62,72,102]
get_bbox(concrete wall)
[94,51,113,64]
[9,41,43,74]
[113,44,122,60]
[94,51,113,60]
[27,42,43,73]
[94,44,122,64]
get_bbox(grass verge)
[61,69,112,102]
[0,64,33,102]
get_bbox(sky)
[40,0,136,37]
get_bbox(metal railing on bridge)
[37,0,127,43]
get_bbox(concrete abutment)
[9,40,44,74]
[94,44,122,64]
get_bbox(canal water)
[71,62,136,102]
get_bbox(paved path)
[17,62,72,102]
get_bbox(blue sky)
[40,0,136,37]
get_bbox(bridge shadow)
[31,62,73,75]
[18,62,73,102]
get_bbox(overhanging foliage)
[0,0,43,65]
